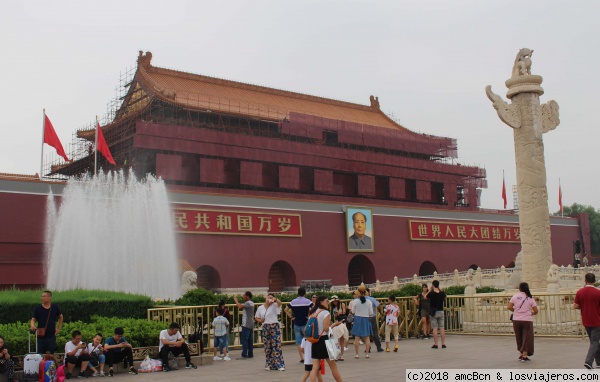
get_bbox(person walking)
[414,284,431,339]
[508,282,538,361]
[351,286,373,358]
[30,290,63,355]
[234,291,255,359]
[574,273,600,369]
[427,280,446,349]
[308,296,344,382]
[284,287,313,363]
[365,288,383,352]
[255,293,285,371]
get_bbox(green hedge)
[0,316,166,356]
[0,289,153,323]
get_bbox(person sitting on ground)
[104,327,137,376]
[86,333,106,377]
[211,308,230,361]
[0,335,18,382]
[159,322,196,371]
[64,330,91,379]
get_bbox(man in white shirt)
[64,330,90,379]
[159,323,197,371]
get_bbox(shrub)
[0,289,153,323]
[443,285,466,295]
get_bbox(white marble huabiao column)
[486,49,560,289]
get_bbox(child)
[300,338,323,382]
[211,307,230,361]
[86,333,106,377]
[384,295,400,352]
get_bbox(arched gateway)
[196,265,221,291]
[268,260,296,292]
[348,255,376,286]
[418,261,437,277]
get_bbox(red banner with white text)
[173,208,302,237]
[409,220,520,243]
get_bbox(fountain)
[46,170,180,300]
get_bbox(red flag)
[501,176,507,209]
[43,115,69,162]
[96,122,116,165]
[559,180,563,215]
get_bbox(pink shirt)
[510,292,537,322]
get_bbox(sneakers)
[278,367,285,371]
[91,372,101,377]
[585,363,593,369]
[431,345,438,349]
[128,367,138,375]
[442,345,447,349]
[223,356,231,361]
[163,366,171,372]
[78,372,87,379]
[99,372,105,377]
[213,356,222,361]
[185,363,197,369]
[108,370,114,378]
[265,367,271,371]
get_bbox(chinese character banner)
[408,220,520,243]
[173,208,302,237]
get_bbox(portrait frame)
[345,206,374,252]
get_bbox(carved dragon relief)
[485,85,521,128]
[541,100,560,133]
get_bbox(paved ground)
[109,335,592,381]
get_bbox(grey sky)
[1,1,597,211]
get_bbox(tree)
[553,203,600,255]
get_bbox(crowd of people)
[3,277,599,382]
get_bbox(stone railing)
[330,264,600,293]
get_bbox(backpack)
[304,309,325,344]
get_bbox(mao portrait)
[346,207,374,252]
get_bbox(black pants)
[369,316,383,351]
[66,353,91,365]
[159,344,191,366]
[106,348,133,368]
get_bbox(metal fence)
[147,293,585,350]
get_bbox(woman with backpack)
[308,296,344,382]
[350,285,373,358]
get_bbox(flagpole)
[40,109,45,180]
[560,177,563,217]
[94,116,98,176]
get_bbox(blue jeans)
[241,327,254,357]
[214,335,228,353]
[293,324,306,345]
[86,354,106,369]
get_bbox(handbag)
[90,352,100,367]
[187,316,204,354]
[324,329,341,361]
[510,297,528,321]
[346,312,354,323]
[37,305,52,338]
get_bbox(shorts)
[431,311,445,329]
[214,334,228,351]
[294,324,306,345]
